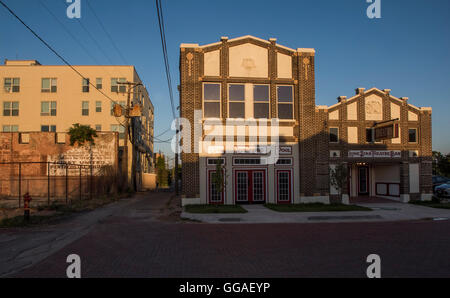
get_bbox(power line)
[0,0,122,108]
[85,0,128,65]
[38,0,99,65]
[155,0,176,120]
[62,1,114,65]
[154,126,173,138]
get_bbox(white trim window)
[41,125,56,132]
[111,124,125,140]
[4,78,20,93]
[2,125,18,132]
[203,83,221,118]
[41,78,57,93]
[207,158,225,166]
[276,85,293,119]
[96,101,102,113]
[82,78,90,93]
[111,78,126,93]
[3,101,19,116]
[228,84,245,119]
[253,84,270,119]
[96,78,103,89]
[41,101,57,116]
[82,101,89,116]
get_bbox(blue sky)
[1,0,449,157]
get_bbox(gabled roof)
[326,87,431,112]
[180,35,313,54]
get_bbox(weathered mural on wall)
[47,134,117,176]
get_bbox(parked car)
[432,175,450,192]
[435,183,450,197]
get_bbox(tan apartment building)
[179,35,432,206]
[0,59,155,190]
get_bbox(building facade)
[179,35,432,205]
[0,59,155,189]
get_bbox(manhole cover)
[219,218,241,222]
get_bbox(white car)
[435,183,450,197]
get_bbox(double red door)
[235,170,266,204]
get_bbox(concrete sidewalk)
[180,203,450,224]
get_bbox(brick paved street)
[3,191,450,278]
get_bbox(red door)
[235,170,266,204]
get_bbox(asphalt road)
[3,191,450,278]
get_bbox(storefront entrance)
[234,170,266,204]
[358,166,369,196]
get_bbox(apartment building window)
[254,85,270,119]
[95,124,102,131]
[42,78,57,93]
[277,85,293,119]
[111,124,125,139]
[4,78,20,92]
[228,84,245,118]
[408,128,417,143]
[41,101,57,116]
[82,78,90,92]
[41,125,56,132]
[2,125,18,132]
[111,78,126,93]
[96,78,102,89]
[3,101,19,116]
[329,127,339,143]
[96,101,102,112]
[203,83,220,118]
[82,101,89,116]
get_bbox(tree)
[156,155,168,187]
[330,163,348,202]
[433,151,450,177]
[211,160,226,194]
[68,123,97,146]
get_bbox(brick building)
[179,35,432,205]
[0,131,119,198]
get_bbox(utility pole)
[117,81,142,192]
[175,118,180,196]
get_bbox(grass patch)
[265,203,372,212]
[185,205,248,214]
[409,200,450,210]
[0,214,66,228]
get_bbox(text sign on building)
[348,150,401,158]
[374,122,399,141]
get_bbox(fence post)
[18,163,22,208]
[47,162,50,206]
[90,163,93,200]
[65,165,68,204]
[79,165,82,201]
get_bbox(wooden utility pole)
[175,120,179,196]
[117,81,142,192]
